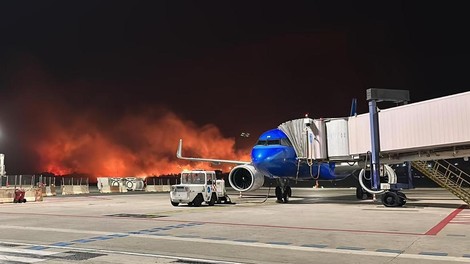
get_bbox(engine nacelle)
[228,164,265,192]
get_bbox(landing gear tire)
[282,190,289,203]
[381,191,402,207]
[171,201,179,207]
[286,186,292,197]
[275,186,283,203]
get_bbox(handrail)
[411,160,469,205]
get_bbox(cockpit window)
[281,138,293,146]
[267,140,280,145]
[256,139,291,146]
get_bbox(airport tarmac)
[0,187,469,264]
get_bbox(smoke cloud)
[0,60,250,179]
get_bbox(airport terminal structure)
[279,89,470,206]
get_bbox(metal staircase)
[411,160,470,205]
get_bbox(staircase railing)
[411,160,470,205]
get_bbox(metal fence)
[60,177,89,186]
[0,175,55,188]
[145,176,179,186]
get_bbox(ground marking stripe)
[0,241,242,264]
[3,239,470,263]
[0,225,109,236]
[0,246,58,256]
[0,225,467,261]
[0,254,44,263]
[426,205,466,235]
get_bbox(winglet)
[176,139,183,158]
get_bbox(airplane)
[176,130,365,204]
[177,91,470,207]
[175,98,395,204]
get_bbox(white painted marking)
[0,246,58,256]
[0,241,243,264]
[2,223,470,263]
[0,254,44,263]
[0,225,109,235]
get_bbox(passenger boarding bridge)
[279,90,470,206]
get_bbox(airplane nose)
[251,147,266,164]
[252,147,282,165]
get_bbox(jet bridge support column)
[368,100,381,191]
[366,88,410,193]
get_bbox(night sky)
[0,1,468,176]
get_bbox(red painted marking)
[425,205,467,235]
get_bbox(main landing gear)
[275,178,292,203]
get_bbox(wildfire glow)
[4,66,251,181]
[32,110,250,179]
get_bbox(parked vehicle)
[170,170,231,206]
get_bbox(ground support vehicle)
[170,170,231,206]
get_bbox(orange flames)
[5,63,252,180]
[33,109,251,178]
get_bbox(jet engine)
[228,164,265,192]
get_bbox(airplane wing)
[176,139,250,165]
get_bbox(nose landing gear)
[275,178,292,203]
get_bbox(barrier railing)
[144,176,178,192]
[61,177,90,195]
[0,174,49,203]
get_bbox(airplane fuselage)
[251,128,352,181]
